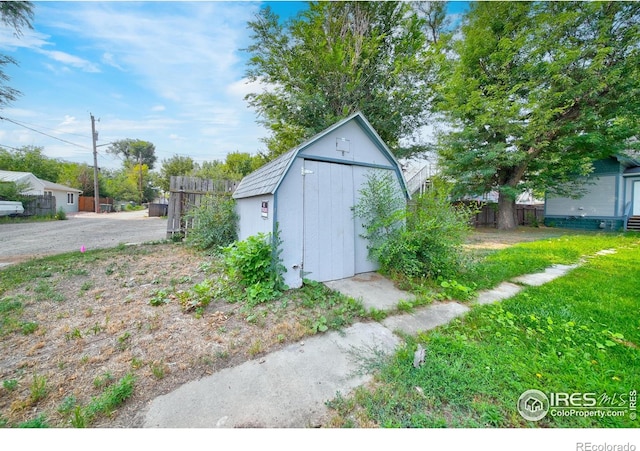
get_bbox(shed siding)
[275,158,305,288]
[298,121,394,169]
[236,194,274,241]
[546,175,616,217]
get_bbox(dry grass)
[0,243,321,427]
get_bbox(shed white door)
[302,160,355,282]
[634,181,640,215]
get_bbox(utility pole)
[91,113,100,213]
[139,153,143,205]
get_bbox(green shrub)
[381,185,474,278]
[185,194,238,252]
[353,169,405,255]
[354,174,475,279]
[221,226,287,306]
[54,208,66,220]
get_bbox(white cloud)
[0,27,50,51]
[59,115,77,127]
[226,77,271,100]
[37,49,100,73]
[151,105,166,112]
[101,52,125,71]
[45,2,259,107]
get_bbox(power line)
[0,143,21,151]
[1,117,91,140]
[0,115,90,149]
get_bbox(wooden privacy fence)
[166,176,237,239]
[79,196,114,213]
[23,194,56,216]
[457,201,545,227]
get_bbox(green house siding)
[543,217,624,231]
[592,157,623,175]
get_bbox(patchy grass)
[325,234,640,428]
[0,242,368,427]
[459,232,639,291]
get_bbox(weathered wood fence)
[458,201,545,227]
[166,176,237,239]
[23,194,56,216]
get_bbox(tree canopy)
[106,139,157,170]
[158,155,195,193]
[434,1,640,229]
[244,1,435,160]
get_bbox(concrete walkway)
[142,263,580,428]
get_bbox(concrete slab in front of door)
[324,272,415,311]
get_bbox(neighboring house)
[0,170,82,214]
[462,190,544,205]
[544,155,640,231]
[233,112,409,289]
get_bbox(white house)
[232,112,409,288]
[0,170,82,214]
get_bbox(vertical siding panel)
[303,160,320,280]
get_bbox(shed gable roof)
[233,112,402,199]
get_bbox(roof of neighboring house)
[615,153,640,168]
[41,179,82,193]
[233,112,404,200]
[0,169,33,183]
[0,170,82,193]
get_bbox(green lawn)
[326,233,640,428]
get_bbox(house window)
[44,191,52,198]
[67,193,74,204]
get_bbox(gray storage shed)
[233,112,409,288]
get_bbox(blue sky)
[0,1,468,170]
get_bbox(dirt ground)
[463,225,580,249]
[0,226,558,428]
[0,210,167,266]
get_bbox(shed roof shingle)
[231,148,297,199]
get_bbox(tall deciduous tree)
[0,145,61,182]
[106,139,157,170]
[158,155,195,193]
[244,1,432,160]
[0,1,34,108]
[434,2,640,229]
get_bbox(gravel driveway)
[0,210,168,266]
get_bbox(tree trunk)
[497,191,517,230]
